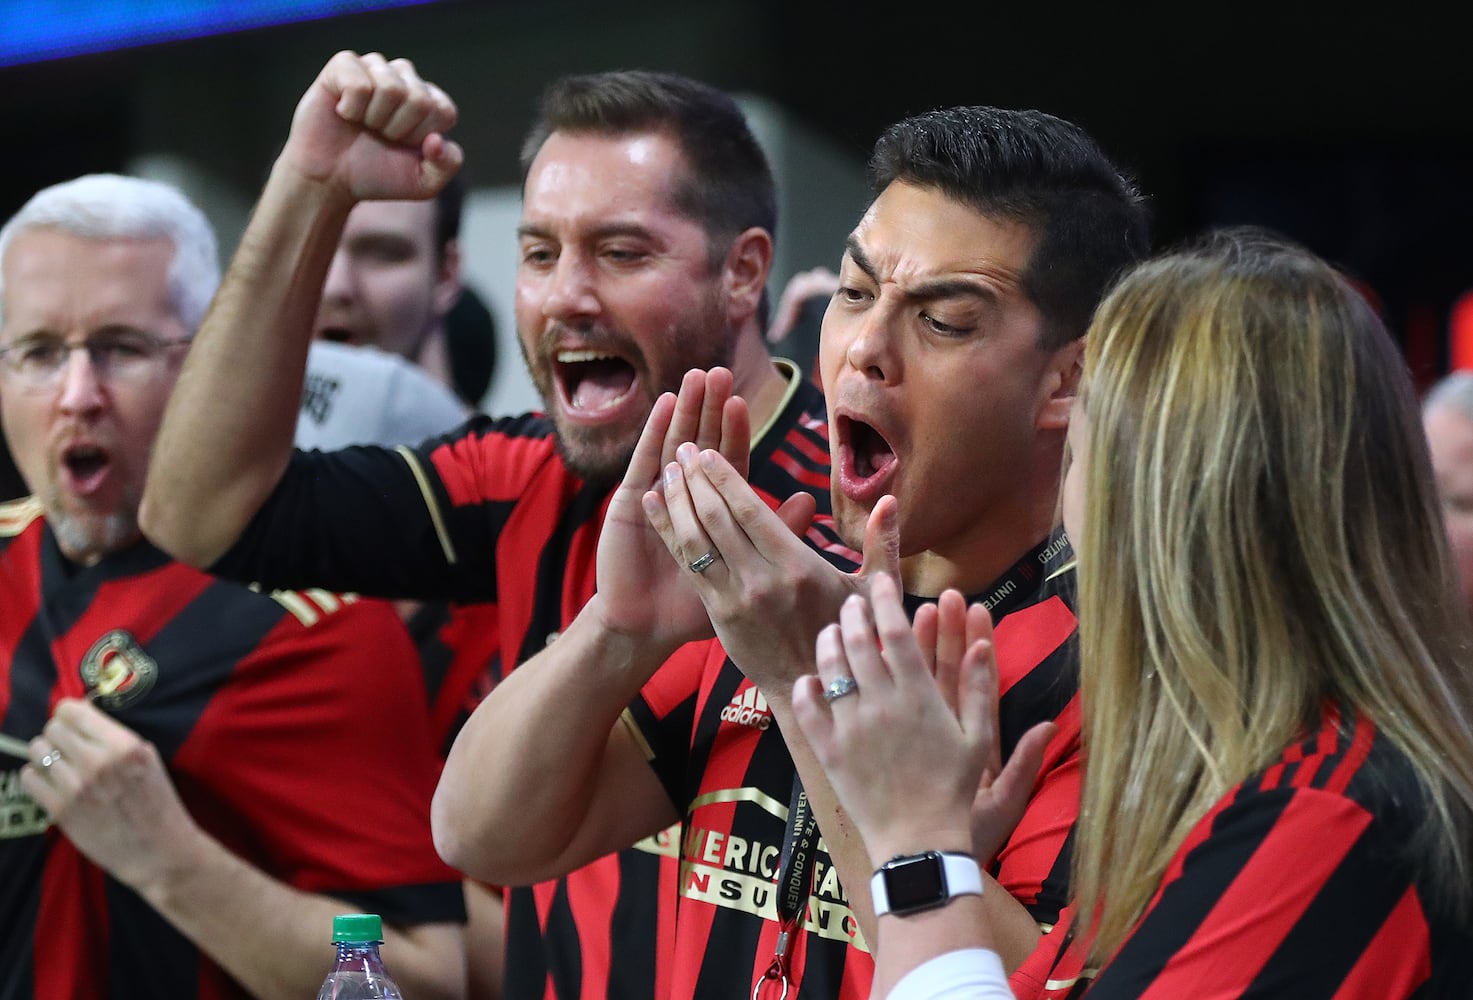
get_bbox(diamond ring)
[822,676,859,703]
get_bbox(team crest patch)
[80,630,158,709]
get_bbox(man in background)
[314,175,495,408]
[0,172,465,999]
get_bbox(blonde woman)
[794,228,1473,998]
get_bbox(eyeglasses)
[0,330,191,389]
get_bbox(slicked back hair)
[519,70,777,273]
[868,106,1149,349]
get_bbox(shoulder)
[1233,709,1424,837]
[0,495,43,538]
[257,586,378,629]
[419,410,569,502]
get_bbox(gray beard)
[44,491,141,566]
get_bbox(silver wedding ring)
[689,550,719,574]
[822,675,859,703]
[39,749,62,769]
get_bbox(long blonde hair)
[1071,227,1473,961]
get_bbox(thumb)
[419,134,464,195]
[859,495,900,580]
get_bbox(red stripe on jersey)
[567,857,617,1000]
[672,799,731,993]
[169,596,457,894]
[1290,711,1345,790]
[993,595,1076,694]
[770,450,831,492]
[1330,885,1431,998]
[34,841,108,998]
[557,495,607,632]
[805,530,860,564]
[782,425,830,466]
[1136,792,1374,998]
[994,694,1080,893]
[532,879,561,1000]
[432,428,559,508]
[427,602,503,742]
[1322,711,1374,796]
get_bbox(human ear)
[722,227,773,327]
[1036,337,1084,432]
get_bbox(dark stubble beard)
[520,292,738,489]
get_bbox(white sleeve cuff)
[885,948,1013,1000]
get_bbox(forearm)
[141,161,354,568]
[432,598,678,883]
[140,821,464,999]
[767,693,884,948]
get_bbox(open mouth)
[844,416,897,481]
[62,444,110,494]
[317,327,360,345]
[555,349,638,415]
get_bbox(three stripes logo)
[720,684,772,730]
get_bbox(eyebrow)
[517,221,658,242]
[843,234,1002,307]
[6,324,156,343]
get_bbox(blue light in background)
[0,0,439,67]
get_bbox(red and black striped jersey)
[628,530,1080,1000]
[210,362,840,1000]
[1014,704,1473,999]
[0,499,463,1000]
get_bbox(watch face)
[882,852,946,914]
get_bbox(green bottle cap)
[331,913,384,943]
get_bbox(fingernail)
[663,462,680,489]
[677,442,697,466]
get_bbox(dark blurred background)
[3,0,1472,391]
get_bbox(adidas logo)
[720,685,772,730]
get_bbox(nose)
[320,248,355,304]
[540,251,599,325]
[57,346,106,414]
[843,298,900,385]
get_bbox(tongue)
[853,427,895,479]
[570,361,635,412]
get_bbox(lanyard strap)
[753,776,818,1000]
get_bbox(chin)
[49,509,139,563]
[553,428,637,488]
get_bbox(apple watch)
[870,851,983,917]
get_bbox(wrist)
[265,156,358,219]
[871,850,983,918]
[576,598,680,688]
[867,824,973,869]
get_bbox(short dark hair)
[432,172,464,261]
[519,70,777,267]
[868,106,1150,348]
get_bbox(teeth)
[557,349,617,363]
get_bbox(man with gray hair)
[1424,370,1473,615]
[0,173,466,999]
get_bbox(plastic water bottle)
[315,913,405,999]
